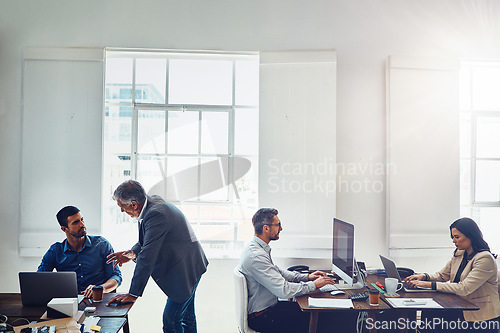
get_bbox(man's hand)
[106,250,136,267]
[106,293,138,306]
[308,271,327,280]
[313,276,335,289]
[82,285,95,298]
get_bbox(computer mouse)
[331,290,345,295]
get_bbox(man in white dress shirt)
[238,208,335,333]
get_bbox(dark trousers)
[248,301,310,333]
[248,301,358,333]
[162,277,201,333]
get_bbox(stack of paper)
[308,298,354,308]
[385,298,443,309]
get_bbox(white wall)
[2,0,500,332]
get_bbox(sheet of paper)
[83,316,101,333]
[385,298,443,309]
[308,297,354,308]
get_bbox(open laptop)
[379,255,435,293]
[19,272,80,306]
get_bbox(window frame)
[103,49,259,257]
[460,61,500,220]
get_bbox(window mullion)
[131,58,138,179]
[228,109,235,202]
[229,60,237,248]
[471,122,478,204]
[164,109,169,198]
[197,110,202,203]
[229,60,236,202]
[165,59,169,105]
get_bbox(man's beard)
[69,227,86,238]
[270,233,280,240]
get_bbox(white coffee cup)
[385,277,403,296]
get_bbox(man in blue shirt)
[38,206,122,298]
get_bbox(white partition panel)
[20,48,104,256]
[259,50,336,258]
[386,55,460,257]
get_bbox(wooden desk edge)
[296,293,391,311]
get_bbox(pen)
[403,299,427,306]
[371,283,385,294]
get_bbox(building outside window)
[102,50,259,257]
[460,60,500,252]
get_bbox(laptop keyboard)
[404,281,432,290]
[403,281,415,290]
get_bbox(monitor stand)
[334,259,365,290]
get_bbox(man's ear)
[61,226,67,232]
[130,201,138,209]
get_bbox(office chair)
[497,268,500,299]
[234,267,260,333]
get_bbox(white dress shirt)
[238,236,316,314]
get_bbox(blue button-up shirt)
[37,235,122,293]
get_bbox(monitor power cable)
[0,314,30,333]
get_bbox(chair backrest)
[497,269,500,298]
[234,267,259,333]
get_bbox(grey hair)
[252,208,278,235]
[112,180,147,205]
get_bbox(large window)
[460,61,500,252]
[102,50,259,257]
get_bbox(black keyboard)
[348,291,368,300]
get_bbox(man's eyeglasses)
[265,223,281,228]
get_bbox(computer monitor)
[331,218,364,290]
[19,271,78,306]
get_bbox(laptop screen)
[19,272,78,306]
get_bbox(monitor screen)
[331,218,355,286]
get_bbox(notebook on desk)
[379,255,435,293]
[19,272,79,306]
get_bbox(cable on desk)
[1,316,31,331]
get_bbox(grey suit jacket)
[429,250,500,321]
[129,195,208,303]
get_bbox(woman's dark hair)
[450,217,496,258]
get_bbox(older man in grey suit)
[106,180,209,333]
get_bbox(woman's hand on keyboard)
[404,274,432,289]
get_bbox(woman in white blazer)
[405,218,500,333]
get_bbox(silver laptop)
[379,255,435,293]
[19,272,79,306]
